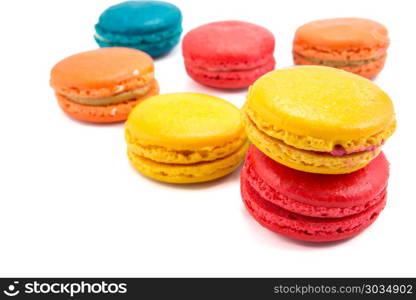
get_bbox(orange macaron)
[50,47,159,123]
[293,18,390,78]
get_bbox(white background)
[0,0,415,277]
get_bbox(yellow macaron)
[243,66,396,174]
[125,92,249,183]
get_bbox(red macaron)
[182,21,275,89]
[241,145,389,242]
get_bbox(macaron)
[241,145,389,242]
[125,93,249,183]
[182,21,275,89]
[95,0,182,57]
[293,18,390,78]
[50,47,158,123]
[243,66,396,174]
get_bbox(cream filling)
[66,84,151,106]
[294,52,386,67]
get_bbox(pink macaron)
[182,21,276,89]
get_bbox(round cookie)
[243,66,396,174]
[95,0,183,57]
[125,93,249,183]
[50,47,159,123]
[293,18,390,78]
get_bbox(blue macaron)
[95,1,182,57]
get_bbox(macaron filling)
[64,82,153,106]
[293,52,386,67]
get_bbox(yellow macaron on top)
[126,92,245,151]
[245,66,396,152]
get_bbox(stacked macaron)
[241,66,396,242]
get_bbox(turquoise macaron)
[95,1,183,57]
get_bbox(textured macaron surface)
[50,47,154,98]
[241,145,389,242]
[293,18,389,59]
[245,66,395,152]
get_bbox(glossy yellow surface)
[245,66,396,152]
[125,92,248,183]
[244,113,380,174]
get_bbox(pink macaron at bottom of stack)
[240,146,389,242]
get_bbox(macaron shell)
[96,1,182,35]
[128,141,249,183]
[95,33,181,57]
[245,145,389,216]
[56,80,159,123]
[50,47,154,97]
[241,175,386,242]
[246,66,395,142]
